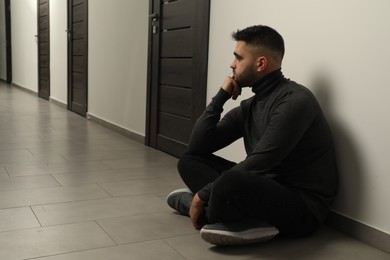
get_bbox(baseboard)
[87,113,145,145]
[326,211,390,254]
[49,97,67,109]
[11,82,38,96]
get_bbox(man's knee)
[177,152,193,176]
[212,170,278,201]
[215,170,255,187]
[212,170,247,196]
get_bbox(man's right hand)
[222,76,241,100]
[189,193,206,229]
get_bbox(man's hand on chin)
[222,76,241,100]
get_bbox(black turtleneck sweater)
[189,69,338,223]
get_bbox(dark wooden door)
[37,0,50,100]
[67,0,88,116]
[146,0,210,157]
[4,0,12,83]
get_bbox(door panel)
[68,0,88,116]
[72,4,85,21]
[72,39,84,55]
[161,29,194,57]
[37,0,50,100]
[160,59,193,87]
[162,0,194,29]
[159,112,192,142]
[159,86,192,117]
[146,0,210,157]
[39,42,49,54]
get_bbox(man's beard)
[234,68,257,88]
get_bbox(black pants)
[177,152,319,237]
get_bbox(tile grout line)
[162,238,189,260]
[50,174,63,187]
[96,182,115,198]
[29,205,43,228]
[3,166,11,178]
[94,220,119,246]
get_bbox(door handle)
[149,13,159,20]
[65,29,72,41]
[149,13,159,34]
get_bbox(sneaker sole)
[167,188,193,199]
[200,226,279,246]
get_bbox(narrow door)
[146,0,210,157]
[4,0,12,83]
[37,0,50,100]
[67,0,88,116]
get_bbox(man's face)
[230,41,259,87]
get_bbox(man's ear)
[256,56,267,72]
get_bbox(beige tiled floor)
[0,83,389,260]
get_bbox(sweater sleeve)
[188,88,242,202]
[187,88,242,155]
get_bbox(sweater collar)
[251,69,284,99]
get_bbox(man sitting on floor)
[167,25,338,246]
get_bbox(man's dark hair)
[232,25,285,60]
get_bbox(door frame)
[145,0,160,146]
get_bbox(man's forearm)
[187,88,231,154]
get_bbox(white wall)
[11,0,38,91]
[88,0,149,137]
[208,0,390,234]
[0,0,6,80]
[49,0,67,104]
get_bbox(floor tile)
[161,176,187,188]
[0,222,115,260]
[102,153,178,169]
[0,136,44,146]
[28,143,114,157]
[5,161,112,177]
[0,148,66,166]
[32,194,168,226]
[0,131,16,139]
[0,184,110,209]
[145,164,180,178]
[0,149,33,164]
[0,166,8,177]
[106,140,149,151]
[98,212,197,244]
[22,153,69,164]
[52,168,154,186]
[165,234,223,260]
[0,207,41,232]
[60,150,132,162]
[98,177,181,197]
[0,175,60,191]
[28,240,185,260]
